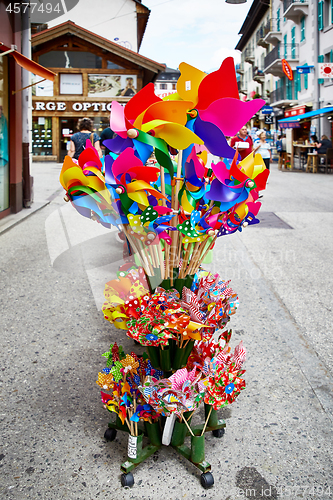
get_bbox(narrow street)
[0,162,332,500]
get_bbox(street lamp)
[225,0,247,3]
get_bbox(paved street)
[0,161,333,500]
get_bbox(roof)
[235,0,269,52]
[31,21,165,76]
[278,106,333,126]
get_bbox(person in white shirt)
[254,130,272,170]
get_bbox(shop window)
[172,83,176,90]
[0,56,9,212]
[32,117,53,156]
[39,51,102,69]
[107,60,125,70]
[160,83,167,89]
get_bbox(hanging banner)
[282,59,293,80]
[296,65,313,74]
[318,63,333,78]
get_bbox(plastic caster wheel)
[121,472,134,487]
[104,428,117,441]
[201,472,214,489]
[212,428,225,438]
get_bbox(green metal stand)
[106,404,224,488]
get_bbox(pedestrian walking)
[230,126,260,161]
[68,117,102,160]
[254,129,272,170]
[100,127,114,156]
[276,134,287,170]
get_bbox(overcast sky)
[139,0,251,73]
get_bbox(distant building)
[235,0,333,141]
[154,67,180,98]
[31,21,164,162]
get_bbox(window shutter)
[318,1,324,31]
[318,55,324,84]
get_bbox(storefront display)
[31,22,164,162]
[32,117,53,156]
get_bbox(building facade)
[31,22,164,162]
[236,0,333,143]
[1,1,24,218]
[154,66,180,99]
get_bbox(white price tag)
[127,435,138,459]
[185,80,191,91]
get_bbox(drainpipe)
[313,0,320,136]
[21,4,33,208]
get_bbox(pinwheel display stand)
[105,400,225,488]
[59,56,269,491]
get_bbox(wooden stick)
[147,244,156,268]
[179,243,191,279]
[123,226,149,275]
[192,235,218,276]
[184,239,206,277]
[157,241,165,280]
[176,238,183,273]
[182,412,194,436]
[170,151,183,282]
[165,242,170,279]
[186,409,196,422]
[153,243,159,272]
[138,240,154,275]
[201,406,212,436]
[160,165,166,207]
[125,416,132,434]
[133,397,138,437]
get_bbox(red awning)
[0,42,56,81]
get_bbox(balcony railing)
[244,47,255,63]
[253,67,265,81]
[264,43,299,69]
[269,87,294,104]
[284,0,306,11]
[256,26,268,46]
[264,17,281,34]
[283,0,309,20]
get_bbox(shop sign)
[318,63,333,78]
[261,105,273,115]
[60,74,83,95]
[264,114,273,124]
[32,101,113,112]
[282,59,293,81]
[284,106,306,117]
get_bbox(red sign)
[284,105,306,117]
[282,59,293,80]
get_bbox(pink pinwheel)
[168,367,198,391]
[177,57,265,138]
[110,85,203,150]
